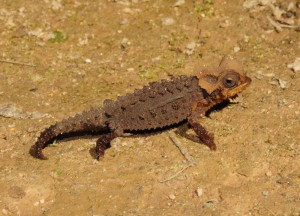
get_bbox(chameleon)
[33,56,251,160]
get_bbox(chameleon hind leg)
[96,129,124,159]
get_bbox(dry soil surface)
[0,0,300,215]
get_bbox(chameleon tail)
[34,108,108,160]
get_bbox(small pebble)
[161,17,175,26]
[278,79,287,89]
[219,20,231,28]
[18,173,25,178]
[277,99,288,107]
[2,209,8,215]
[121,38,130,47]
[185,41,196,55]
[50,171,59,179]
[8,124,15,128]
[265,171,272,177]
[168,194,176,200]
[244,35,250,43]
[186,41,196,50]
[234,46,241,52]
[270,78,288,89]
[123,7,134,14]
[174,0,185,7]
[262,190,269,197]
[287,58,300,72]
[243,0,259,9]
[31,74,43,82]
[196,187,203,197]
[120,18,129,25]
[93,159,99,165]
[152,56,161,62]
[261,0,275,5]
[78,35,89,46]
[85,59,92,63]
[203,199,218,208]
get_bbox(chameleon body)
[33,56,251,160]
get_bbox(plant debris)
[48,30,68,43]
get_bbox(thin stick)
[159,163,193,183]
[168,131,195,164]
[267,16,300,31]
[267,16,283,32]
[159,131,196,183]
[0,59,36,67]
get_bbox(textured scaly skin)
[34,108,108,159]
[34,76,206,159]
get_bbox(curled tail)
[34,108,108,160]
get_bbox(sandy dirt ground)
[0,0,300,215]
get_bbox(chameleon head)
[215,69,252,99]
[196,56,251,102]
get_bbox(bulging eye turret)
[221,72,240,89]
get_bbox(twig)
[265,207,276,216]
[168,131,195,164]
[267,16,283,32]
[267,16,300,32]
[0,59,36,67]
[159,131,196,183]
[159,163,193,183]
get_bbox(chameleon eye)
[222,73,239,89]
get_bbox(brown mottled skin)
[33,56,251,160]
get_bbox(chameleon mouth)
[227,76,251,98]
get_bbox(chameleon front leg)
[187,93,217,150]
[188,117,216,151]
[96,129,124,159]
